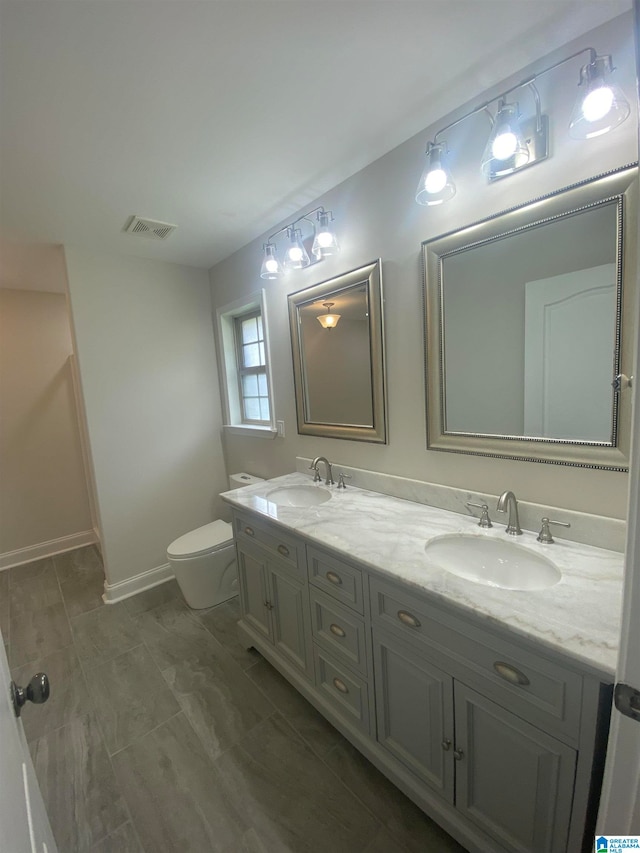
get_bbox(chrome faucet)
[496,490,522,535]
[309,456,334,486]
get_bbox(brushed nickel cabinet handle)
[441,738,452,751]
[332,677,349,694]
[277,544,290,558]
[329,623,346,638]
[493,661,530,687]
[453,748,464,761]
[244,526,255,537]
[397,610,421,628]
[326,571,343,585]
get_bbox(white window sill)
[223,424,277,439]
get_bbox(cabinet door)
[373,631,454,801]
[454,682,576,853]
[269,563,312,678]
[237,542,272,642]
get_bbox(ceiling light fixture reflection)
[317,302,341,329]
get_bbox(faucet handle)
[308,462,322,483]
[337,473,352,490]
[466,502,493,528]
[537,517,571,544]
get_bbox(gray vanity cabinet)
[234,512,312,679]
[232,509,609,853]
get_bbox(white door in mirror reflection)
[524,264,615,442]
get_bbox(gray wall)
[209,12,638,521]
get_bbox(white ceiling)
[0,0,632,271]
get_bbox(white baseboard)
[102,562,175,604]
[0,530,99,571]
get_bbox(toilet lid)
[167,520,233,558]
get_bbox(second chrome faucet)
[496,490,522,535]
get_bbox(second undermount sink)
[265,484,332,508]
[424,534,561,591]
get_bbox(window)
[216,291,276,438]
[234,310,270,424]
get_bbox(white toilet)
[167,472,263,609]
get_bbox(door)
[0,637,58,852]
[269,563,311,677]
[523,264,616,440]
[236,542,272,641]
[373,630,454,800]
[454,682,576,853]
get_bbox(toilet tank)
[228,472,264,489]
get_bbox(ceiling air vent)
[124,216,177,240]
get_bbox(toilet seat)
[167,519,233,559]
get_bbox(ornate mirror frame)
[422,165,638,471]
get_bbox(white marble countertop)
[221,472,625,679]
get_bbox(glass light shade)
[317,303,341,329]
[416,142,456,205]
[283,228,310,270]
[481,101,529,178]
[259,243,283,280]
[312,211,339,259]
[569,56,630,140]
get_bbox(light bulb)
[312,210,339,259]
[264,257,279,273]
[582,85,614,122]
[259,242,283,280]
[288,246,303,263]
[316,231,334,248]
[283,228,310,270]
[424,168,447,194]
[491,131,518,161]
[415,141,456,206]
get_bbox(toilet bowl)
[167,472,263,609]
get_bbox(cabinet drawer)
[313,646,371,735]
[233,512,305,578]
[307,546,364,613]
[370,576,583,741]
[310,588,368,676]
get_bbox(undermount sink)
[424,534,561,591]
[265,484,332,508]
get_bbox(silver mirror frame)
[288,259,387,443]
[422,164,638,471]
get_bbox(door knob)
[10,673,50,718]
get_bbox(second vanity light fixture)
[260,206,339,280]
[416,47,631,206]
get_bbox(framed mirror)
[422,165,637,470]
[288,259,387,443]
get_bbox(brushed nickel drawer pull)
[277,544,290,558]
[493,661,530,687]
[397,610,421,628]
[332,677,349,694]
[244,526,255,537]
[441,738,451,751]
[326,571,343,585]
[453,748,464,761]
[329,623,346,638]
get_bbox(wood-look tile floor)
[5,547,468,853]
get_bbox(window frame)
[233,309,271,426]
[216,290,277,438]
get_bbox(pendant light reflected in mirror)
[317,302,341,329]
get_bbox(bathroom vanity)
[222,472,624,853]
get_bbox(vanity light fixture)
[416,46,630,206]
[259,206,339,280]
[317,302,341,329]
[569,53,631,139]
